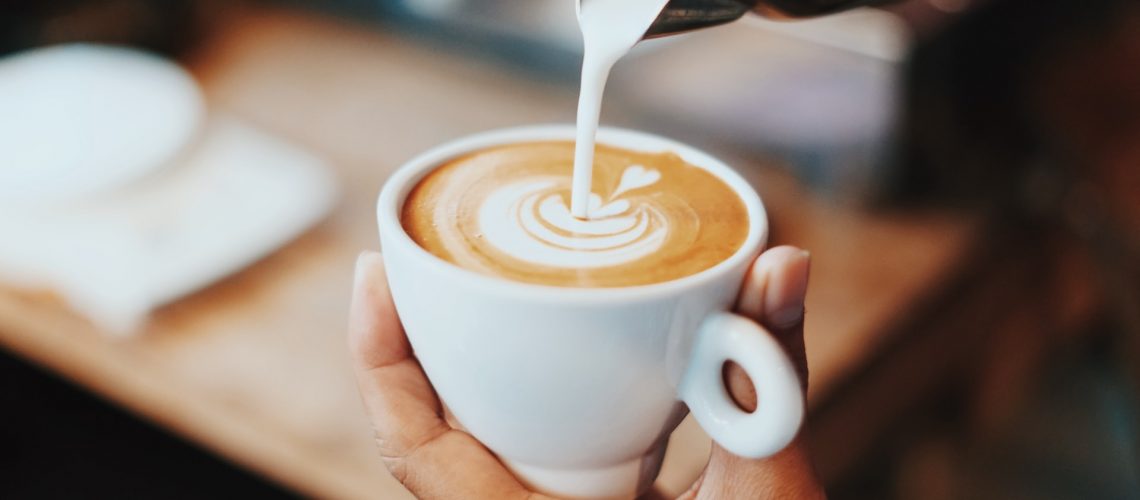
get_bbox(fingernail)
[765,250,810,329]
[737,263,767,319]
[354,251,383,292]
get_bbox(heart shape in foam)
[612,164,661,199]
[589,196,630,219]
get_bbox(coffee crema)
[401,141,748,287]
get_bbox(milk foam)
[402,141,747,288]
[478,165,666,268]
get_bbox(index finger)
[349,251,451,466]
[348,252,540,499]
[348,251,413,370]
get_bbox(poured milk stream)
[400,1,751,287]
[571,0,671,218]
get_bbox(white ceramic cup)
[377,125,803,499]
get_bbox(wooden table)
[0,9,978,499]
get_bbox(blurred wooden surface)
[0,8,979,500]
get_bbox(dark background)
[0,351,291,499]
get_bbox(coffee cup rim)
[377,124,768,303]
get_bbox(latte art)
[478,164,683,269]
[402,141,747,287]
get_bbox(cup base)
[503,443,668,500]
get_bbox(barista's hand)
[349,247,824,499]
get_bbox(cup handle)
[679,312,804,458]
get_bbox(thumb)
[731,245,811,407]
[689,246,823,499]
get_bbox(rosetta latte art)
[479,165,666,269]
[402,141,748,288]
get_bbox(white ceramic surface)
[376,125,803,499]
[0,44,204,207]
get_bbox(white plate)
[0,44,203,206]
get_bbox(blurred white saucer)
[0,45,338,334]
[0,44,205,207]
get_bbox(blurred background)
[0,0,1137,498]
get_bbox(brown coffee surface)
[401,141,748,287]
